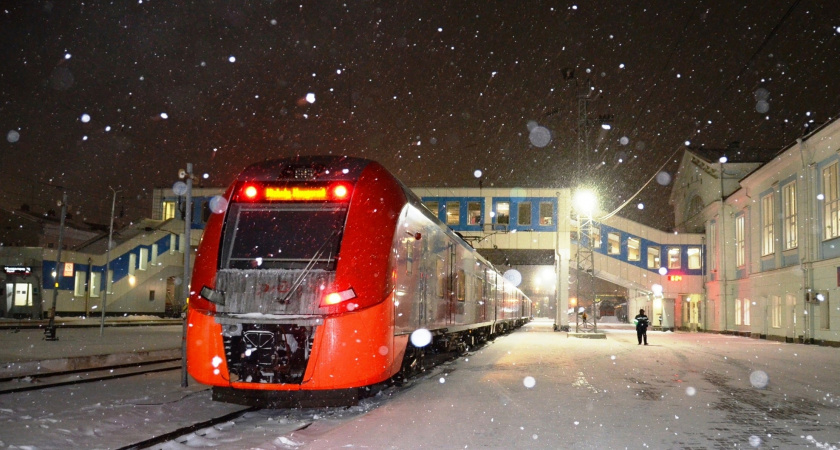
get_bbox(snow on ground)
[3,318,840,449]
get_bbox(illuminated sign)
[266,186,328,201]
[3,266,31,275]
[63,262,74,277]
[668,275,683,281]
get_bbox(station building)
[672,117,840,344]
[5,116,840,346]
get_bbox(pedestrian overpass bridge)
[411,187,705,331]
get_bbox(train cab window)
[221,204,347,270]
[627,237,641,261]
[468,202,481,224]
[608,232,620,255]
[667,247,681,269]
[518,202,531,226]
[539,202,553,225]
[424,201,439,217]
[647,246,661,269]
[445,201,460,225]
[496,202,510,225]
[687,247,701,269]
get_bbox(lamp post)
[573,189,598,333]
[99,187,121,337]
[173,163,195,388]
[44,191,68,341]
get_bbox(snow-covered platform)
[0,317,182,379]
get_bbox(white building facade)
[673,118,840,345]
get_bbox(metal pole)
[45,191,68,341]
[100,188,119,337]
[181,163,193,388]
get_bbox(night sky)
[2,1,840,230]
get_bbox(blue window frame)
[493,197,556,232]
[421,197,484,231]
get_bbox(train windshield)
[221,204,347,270]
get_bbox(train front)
[186,156,407,407]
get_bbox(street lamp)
[573,188,598,333]
[99,187,121,337]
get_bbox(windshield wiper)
[280,229,339,303]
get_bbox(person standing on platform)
[635,309,649,345]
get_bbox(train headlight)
[321,287,357,306]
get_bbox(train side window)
[518,202,531,226]
[496,202,510,225]
[457,269,466,301]
[539,202,553,225]
[468,202,481,224]
[445,201,460,225]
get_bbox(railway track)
[0,358,182,394]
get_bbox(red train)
[187,156,531,407]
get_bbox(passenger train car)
[186,156,530,407]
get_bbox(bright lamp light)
[573,189,598,217]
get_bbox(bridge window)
[607,232,620,255]
[627,237,640,261]
[424,201,439,217]
[539,202,553,225]
[647,246,660,269]
[468,202,481,224]
[667,247,681,269]
[687,247,701,269]
[496,202,510,225]
[591,225,601,249]
[518,202,532,226]
[445,201,460,225]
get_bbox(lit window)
[783,182,797,250]
[89,271,101,298]
[823,162,840,239]
[761,193,774,256]
[687,247,701,269]
[496,202,510,225]
[735,215,745,267]
[667,247,681,269]
[129,253,137,276]
[608,232,620,255]
[446,201,460,225]
[424,201,439,217]
[539,202,553,225]
[468,202,481,224]
[74,270,86,297]
[162,201,176,220]
[771,295,781,328]
[647,246,660,269]
[139,248,149,271]
[627,237,640,261]
[590,225,601,249]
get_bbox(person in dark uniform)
[634,308,649,345]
